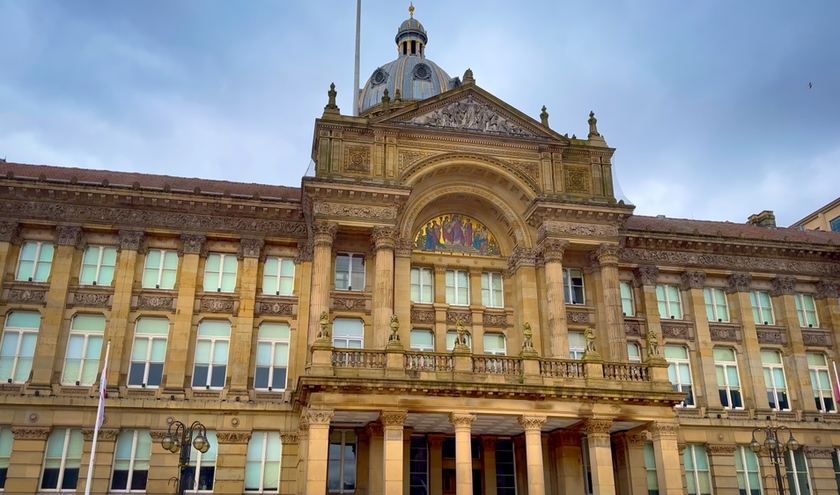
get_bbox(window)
[830,215,840,232]
[445,270,470,306]
[496,439,516,495]
[410,329,434,352]
[263,257,295,296]
[183,431,217,493]
[644,443,659,495]
[445,331,471,352]
[327,430,356,493]
[714,348,742,409]
[569,331,585,360]
[0,427,11,489]
[761,350,790,410]
[192,321,230,389]
[807,352,835,412]
[620,281,635,316]
[483,333,506,355]
[335,253,364,291]
[563,268,585,305]
[481,272,504,308]
[127,318,169,388]
[410,267,433,304]
[142,249,178,289]
[784,449,811,495]
[684,445,712,495]
[409,436,428,495]
[833,450,840,495]
[734,446,761,495]
[16,241,54,282]
[665,345,694,407]
[581,439,593,495]
[62,314,106,386]
[255,323,290,391]
[245,432,282,492]
[656,285,682,319]
[333,319,363,349]
[111,429,151,492]
[204,253,237,292]
[627,342,642,363]
[795,294,819,328]
[704,288,729,322]
[41,428,83,491]
[0,311,40,383]
[80,245,117,286]
[750,291,774,325]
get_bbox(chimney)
[747,210,776,229]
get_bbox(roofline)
[791,196,840,227]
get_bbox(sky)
[1,1,838,227]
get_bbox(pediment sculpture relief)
[402,95,538,137]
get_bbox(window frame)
[482,333,506,356]
[684,444,713,495]
[620,281,635,316]
[445,269,470,306]
[734,446,762,495]
[807,352,835,413]
[794,293,819,328]
[127,318,169,389]
[262,257,295,296]
[703,287,730,323]
[713,348,743,409]
[192,321,230,390]
[784,449,811,495]
[334,253,365,292]
[410,267,434,304]
[332,318,364,349]
[0,311,41,384]
[569,331,586,360]
[409,329,434,352]
[203,253,238,293]
[183,431,217,493]
[79,245,117,286]
[327,430,357,494]
[40,428,83,492]
[627,342,642,364]
[665,345,694,407]
[111,429,152,493]
[245,431,282,493]
[142,249,178,290]
[761,350,790,411]
[655,284,683,319]
[0,427,12,490]
[750,290,775,325]
[563,268,585,305]
[254,323,290,392]
[481,272,504,308]
[61,315,106,386]
[15,240,54,282]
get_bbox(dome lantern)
[395,3,428,57]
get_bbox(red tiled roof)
[626,215,840,246]
[0,162,301,201]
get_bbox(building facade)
[792,198,840,232]
[1,9,840,495]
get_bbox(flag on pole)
[84,340,110,495]
[832,361,840,408]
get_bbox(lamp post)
[749,426,800,495]
[160,420,211,495]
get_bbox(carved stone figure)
[521,322,534,352]
[405,95,537,137]
[389,315,400,343]
[646,330,660,357]
[584,327,596,352]
[317,311,330,340]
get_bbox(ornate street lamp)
[749,426,800,495]
[160,420,211,495]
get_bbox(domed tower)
[357,4,460,116]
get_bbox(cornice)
[623,231,840,259]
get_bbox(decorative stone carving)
[344,145,372,173]
[82,428,120,442]
[73,292,112,307]
[149,430,168,442]
[802,446,835,458]
[446,311,472,324]
[517,415,547,431]
[305,409,335,426]
[395,237,414,257]
[411,309,435,323]
[295,239,313,263]
[521,322,535,353]
[5,289,47,304]
[279,431,299,445]
[371,226,398,251]
[365,422,383,437]
[398,150,435,173]
[216,431,252,444]
[757,329,786,345]
[627,434,648,447]
[710,326,739,342]
[0,220,20,243]
[56,226,82,246]
[802,330,831,347]
[403,95,538,138]
[200,298,235,313]
[633,265,659,287]
[380,410,408,427]
[389,315,401,343]
[646,330,660,357]
[540,238,569,263]
[770,276,797,296]
[508,159,540,181]
[297,420,309,440]
[449,412,477,428]
[313,202,398,220]
[583,419,612,436]
[540,221,619,239]
[333,297,366,311]
[12,427,51,440]
[483,313,507,327]
[679,271,706,290]
[566,311,590,324]
[481,436,498,450]
[565,167,591,194]
[726,273,752,294]
[180,234,206,255]
[118,230,145,252]
[136,295,175,310]
[661,323,690,339]
[507,246,536,272]
[237,238,264,260]
[427,434,446,448]
[256,301,293,316]
[815,279,840,299]
[624,321,641,337]
[648,422,679,439]
[705,444,738,455]
[596,243,620,266]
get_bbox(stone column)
[354,428,369,495]
[803,446,838,495]
[614,433,649,495]
[481,436,498,495]
[296,420,309,495]
[78,428,119,494]
[584,419,616,495]
[372,227,397,348]
[30,226,81,390]
[5,426,51,493]
[468,267,485,353]
[214,431,252,495]
[597,243,626,361]
[509,246,543,353]
[106,231,144,392]
[279,431,300,495]
[706,444,738,495]
[519,415,547,495]
[772,275,816,412]
[308,222,338,345]
[163,233,205,397]
[393,239,414,344]
[229,238,264,395]
[304,409,333,495]
[681,270,718,409]
[553,430,584,495]
[541,238,569,358]
[634,265,662,355]
[367,422,384,495]
[0,221,19,280]
[649,422,683,495]
[380,411,407,495]
[428,434,445,495]
[449,413,476,495]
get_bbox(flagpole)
[85,340,110,495]
[353,0,361,116]
[833,361,840,410]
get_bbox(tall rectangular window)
[410,329,434,352]
[204,253,237,292]
[245,432,281,492]
[713,348,742,409]
[142,249,178,290]
[620,281,635,316]
[335,253,365,291]
[807,352,835,412]
[80,245,117,286]
[255,323,290,391]
[327,430,356,493]
[495,439,516,495]
[656,285,682,319]
[481,272,504,308]
[445,270,470,306]
[410,267,433,304]
[127,318,168,388]
[192,321,230,389]
[16,241,54,282]
[750,291,775,325]
[627,342,642,363]
[784,449,811,495]
[563,268,585,305]
[111,429,151,492]
[684,445,712,495]
[263,257,295,296]
[409,436,428,495]
[483,333,506,356]
[0,427,12,489]
[333,319,363,349]
[62,314,106,386]
[665,345,694,407]
[704,288,729,322]
[644,443,659,495]
[183,431,217,493]
[795,294,819,328]
[735,446,762,495]
[761,350,790,410]
[581,439,593,495]
[0,311,40,383]
[41,428,83,491]
[569,332,585,360]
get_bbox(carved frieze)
[237,238,264,260]
[624,321,642,337]
[118,230,145,252]
[507,246,536,273]
[540,221,618,240]
[136,295,175,311]
[801,330,831,348]
[56,226,83,246]
[313,202,398,220]
[180,234,207,256]
[12,427,51,440]
[705,444,738,455]
[411,309,435,323]
[82,428,119,442]
[726,273,752,294]
[483,313,507,327]
[0,220,20,243]
[709,326,740,342]
[565,167,591,194]
[256,301,294,316]
[215,431,252,444]
[305,409,334,426]
[446,312,472,324]
[344,146,372,173]
[295,239,313,262]
[402,95,538,138]
[333,297,366,311]
[398,150,435,173]
[566,310,591,324]
[802,446,835,459]
[815,279,840,299]
[279,431,299,445]
[507,159,540,181]
[73,292,112,308]
[200,298,235,313]
[633,265,660,287]
[757,328,787,345]
[5,289,47,304]
[770,276,797,297]
[679,271,706,290]
[661,322,690,339]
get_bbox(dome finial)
[409,2,415,18]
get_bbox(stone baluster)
[372,227,397,348]
[308,222,338,345]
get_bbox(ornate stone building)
[0,8,839,495]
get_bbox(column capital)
[304,409,334,426]
[237,237,265,260]
[517,415,547,432]
[296,239,313,263]
[802,446,836,459]
[449,412,476,430]
[627,433,648,448]
[540,238,569,263]
[365,421,384,437]
[434,265,448,275]
[507,246,537,273]
[704,444,737,456]
[632,265,659,287]
[725,272,752,294]
[595,243,619,267]
[770,275,797,296]
[297,419,310,440]
[279,431,300,445]
[179,233,207,256]
[583,419,612,437]
[312,221,339,247]
[815,279,840,300]
[216,431,252,444]
[395,237,415,257]
[118,230,145,252]
[428,433,446,448]
[82,428,120,442]
[371,226,398,252]
[12,426,51,440]
[0,220,20,243]
[648,422,679,440]
[379,410,407,428]
[480,436,498,450]
[679,270,706,291]
[56,225,83,247]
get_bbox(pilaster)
[468,267,485,353]
[705,444,738,495]
[727,273,768,410]
[393,238,414,344]
[584,419,616,495]
[214,431,252,495]
[107,230,144,392]
[508,246,542,354]
[304,409,333,495]
[681,270,719,410]
[380,410,407,495]
[229,238,263,395]
[803,446,838,495]
[372,227,397,348]
[553,430,584,495]
[308,222,338,345]
[5,426,51,493]
[367,421,384,495]
[428,434,445,495]
[78,428,119,495]
[772,275,815,412]
[649,422,683,495]
[634,265,662,360]
[279,431,300,495]
[481,436,498,495]
[0,220,20,285]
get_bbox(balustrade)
[603,363,650,381]
[404,352,454,372]
[539,359,587,378]
[472,355,523,375]
[332,350,386,369]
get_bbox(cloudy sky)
[1,1,838,226]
